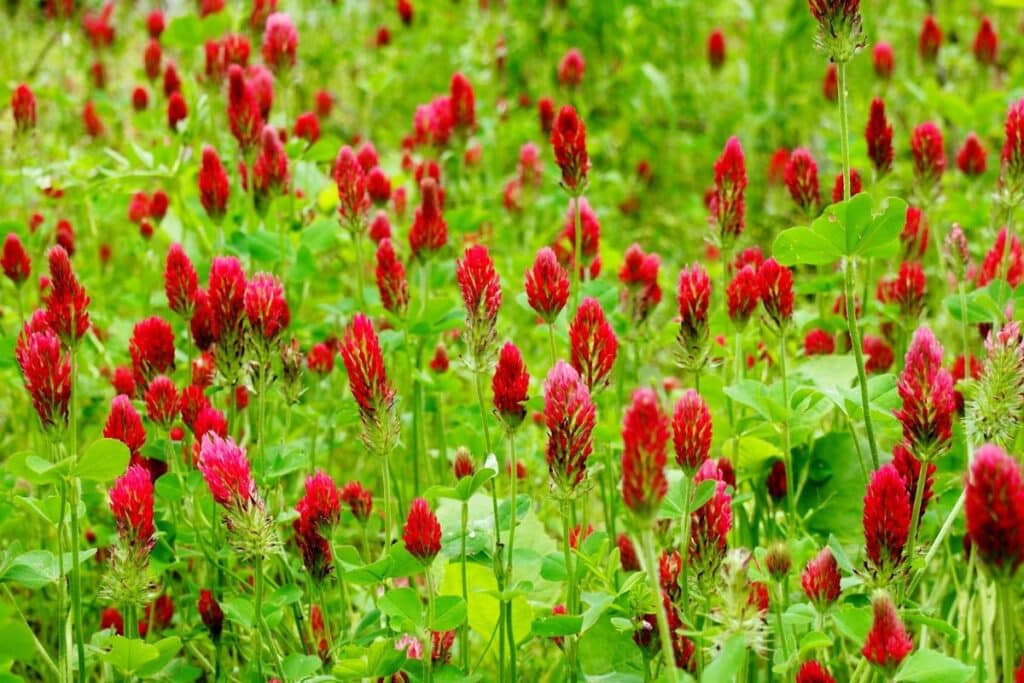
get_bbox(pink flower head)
[333,146,369,225]
[862,593,913,672]
[966,444,1024,577]
[2,233,31,285]
[109,464,156,554]
[144,375,179,427]
[619,244,661,324]
[198,433,257,510]
[569,297,618,392]
[103,394,147,457]
[244,272,290,342]
[340,314,395,420]
[261,12,297,73]
[16,327,71,433]
[543,361,597,493]
[525,247,570,324]
[550,105,589,192]
[866,98,894,176]
[873,42,894,78]
[621,388,670,519]
[130,316,175,385]
[801,547,841,609]
[449,72,475,131]
[863,464,911,576]
[911,121,946,187]
[44,246,90,347]
[558,48,585,87]
[894,326,955,457]
[710,136,747,243]
[403,498,442,563]
[409,178,447,259]
[784,147,821,212]
[493,342,529,430]
[375,238,409,316]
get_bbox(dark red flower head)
[543,361,597,493]
[493,342,529,430]
[831,168,862,203]
[44,246,90,346]
[293,112,320,144]
[198,146,230,222]
[690,461,732,576]
[198,590,224,640]
[1001,99,1024,185]
[144,375,178,428]
[130,316,175,385]
[619,244,661,324]
[109,464,156,555]
[784,148,821,212]
[710,136,747,243]
[966,444,1024,578]
[207,256,247,342]
[796,660,836,683]
[862,593,913,672]
[103,394,147,457]
[801,547,841,609]
[558,48,585,87]
[538,97,555,135]
[244,272,290,342]
[375,238,409,316]
[333,146,369,225]
[919,15,943,63]
[453,449,475,480]
[252,125,289,205]
[863,464,911,576]
[16,326,71,433]
[449,72,475,131]
[409,178,447,259]
[164,243,198,316]
[866,98,894,176]
[550,105,589,193]
[457,244,502,329]
[525,247,570,324]
[167,92,188,132]
[403,498,442,563]
[306,342,335,375]
[11,84,36,133]
[340,481,373,523]
[2,233,31,285]
[911,122,946,187]
[727,265,759,327]
[617,534,641,572]
[621,388,670,519]
[758,258,794,328]
[804,328,835,356]
[569,297,618,392]
[676,263,711,358]
[973,17,998,66]
[340,314,395,420]
[227,64,263,151]
[957,132,987,176]
[672,390,712,474]
[708,29,726,69]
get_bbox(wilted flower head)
[965,444,1024,578]
[894,326,955,458]
[863,464,911,578]
[801,547,841,609]
[784,148,821,212]
[862,592,913,672]
[198,146,230,222]
[543,361,596,494]
[710,136,747,244]
[525,247,570,324]
[375,238,409,316]
[569,297,618,392]
[493,342,529,430]
[618,244,661,324]
[621,388,670,519]
[550,105,589,193]
[403,498,442,563]
[672,390,712,474]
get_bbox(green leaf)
[0,551,59,589]
[902,612,960,642]
[283,653,323,679]
[797,630,832,657]
[772,226,842,266]
[76,438,130,481]
[100,636,160,674]
[894,648,974,682]
[531,614,583,637]
[772,195,906,266]
[453,467,497,501]
[832,604,871,644]
[134,636,182,677]
[855,197,907,257]
[431,595,467,631]
[701,634,746,682]
[220,597,255,630]
[379,587,423,629]
[690,479,717,511]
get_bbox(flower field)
[3,0,1024,681]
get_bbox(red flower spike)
[621,388,670,519]
[198,433,257,510]
[973,17,998,66]
[863,335,895,374]
[758,258,794,328]
[1002,99,1024,185]
[403,498,442,563]
[369,211,392,243]
[690,461,732,575]
[911,122,946,187]
[144,376,178,428]
[726,265,759,326]
[2,233,31,285]
[430,344,449,373]
[672,390,712,474]
[619,243,661,324]
[453,450,475,480]
[822,64,837,102]
[493,342,529,430]
[163,63,182,97]
[164,243,198,316]
[569,297,618,392]
[831,168,862,203]
[550,105,589,193]
[207,256,247,343]
[866,98,894,176]
[784,148,821,212]
[449,72,475,131]
[366,167,391,204]
[895,326,955,456]
[409,178,447,259]
[863,464,911,575]
[919,15,943,63]
[804,329,835,356]
[129,317,175,385]
[16,327,71,432]
[167,92,188,132]
[100,608,124,635]
[538,97,555,135]
[296,471,341,533]
[873,42,894,79]
[892,442,935,521]
[558,48,585,87]
[525,247,570,324]
[11,84,36,133]
[340,481,373,523]
[244,272,290,342]
[198,590,224,640]
[227,64,263,151]
[900,207,929,261]
[109,464,155,554]
[966,444,1024,577]
[82,101,104,137]
[957,133,988,176]
[796,660,837,683]
[456,244,502,331]
[340,314,395,420]
[333,146,369,225]
[306,343,335,375]
[801,547,841,609]
[261,12,298,73]
[710,136,747,243]
[252,125,289,207]
[617,534,641,572]
[103,395,147,457]
[708,29,726,69]
[112,366,136,398]
[555,198,601,280]
[375,238,409,316]
[44,246,91,346]
[198,146,230,222]
[862,593,913,672]
[543,361,597,493]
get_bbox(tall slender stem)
[459,501,469,670]
[425,569,436,683]
[560,499,578,682]
[640,529,678,683]
[778,327,797,526]
[505,435,519,682]
[678,476,693,621]
[381,456,393,553]
[254,554,265,679]
[68,351,85,682]
[903,458,929,592]
[837,60,880,470]
[571,193,583,311]
[999,581,1016,683]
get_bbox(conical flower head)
[796,660,837,683]
[2,233,31,285]
[449,72,475,131]
[866,99,894,175]
[198,590,224,640]
[569,297,618,393]
[863,464,911,577]
[295,471,341,533]
[967,322,1024,448]
[333,145,369,225]
[375,238,409,316]
[862,592,913,672]
[109,464,156,555]
[550,105,589,192]
[103,395,147,457]
[129,316,175,385]
[16,325,70,433]
[784,148,821,212]
[727,265,759,327]
[710,136,747,244]
[164,243,198,316]
[340,481,373,523]
[801,547,841,609]
[244,272,290,342]
[403,498,442,563]
[409,178,447,259]
[261,12,297,73]
[226,64,263,151]
[966,444,1024,578]
[493,342,529,430]
[525,247,570,324]
[894,326,955,458]
[1001,99,1024,189]
[618,243,661,325]
[672,390,712,474]
[621,388,669,519]
[44,246,90,347]
[252,124,289,208]
[689,461,732,579]
[911,122,946,189]
[144,375,179,428]
[198,433,257,510]
[456,244,502,362]
[340,314,395,421]
[758,258,794,328]
[676,263,711,370]
[544,361,596,494]
[198,146,230,222]
[11,84,36,133]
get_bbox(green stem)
[352,224,366,309]
[560,499,578,682]
[256,363,268,481]
[505,434,519,682]
[547,323,558,367]
[678,476,693,622]
[3,584,60,679]
[958,281,971,360]
[901,457,929,603]
[460,501,469,671]
[425,569,436,683]
[778,327,797,527]
[999,581,1016,683]
[640,529,678,683]
[571,191,583,311]
[68,351,85,682]
[254,554,265,679]
[381,455,393,553]
[837,60,880,471]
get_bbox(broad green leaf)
[431,595,467,631]
[797,630,832,657]
[856,197,907,257]
[99,636,160,674]
[379,587,423,629]
[283,653,323,680]
[701,634,746,682]
[894,648,974,682]
[1,551,59,589]
[134,636,182,677]
[77,438,130,481]
[220,597,255,630]
[772,226,842,266]
[531,614,582,637]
